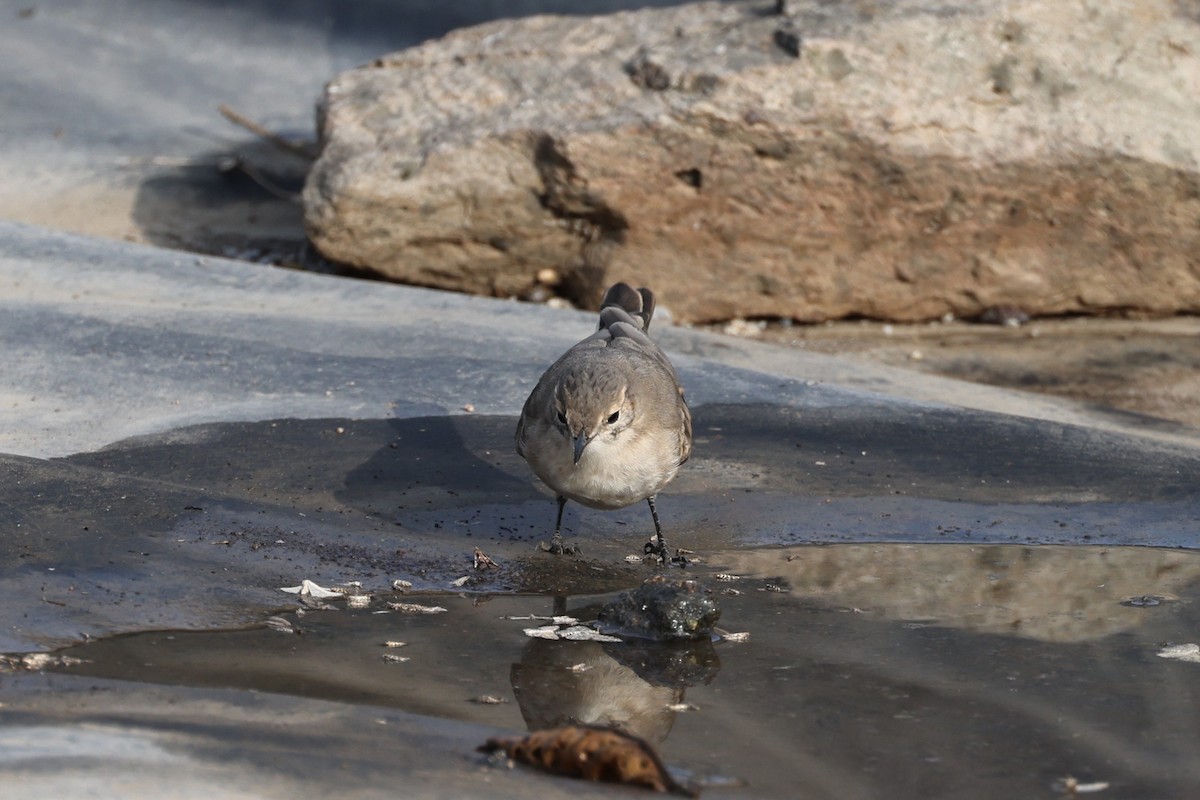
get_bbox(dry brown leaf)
[480,725,695,796]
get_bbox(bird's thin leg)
[644,495,687,566]
[538,496,579,555]
[647,495,666,548]
[552,495,567,548]
[644,495,667,561]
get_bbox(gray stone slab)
[1,3,1198,797]
[5,220,1196,458]
[2,219,1199,659]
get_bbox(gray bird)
[516,283,692,563]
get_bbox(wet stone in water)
[598,575,720,641]
[1121,594,1169,607]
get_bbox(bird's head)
[553,368,635,465]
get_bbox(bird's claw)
[644,539,689,567]
[538,536,580,556]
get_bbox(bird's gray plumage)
[516,282,692,561]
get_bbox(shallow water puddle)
[37,543,1200,798]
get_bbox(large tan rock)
[303,0,1200,323]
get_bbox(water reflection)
[511,641,682,744]
[22,543,1200,798]
[719,543,1198,642]
[510,631,719,744]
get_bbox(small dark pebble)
[774,27,802,58]
[627,55,671,91]
[977,305,1030,326]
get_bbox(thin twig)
[218,104,319,161]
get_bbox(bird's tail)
[598,282,655,332]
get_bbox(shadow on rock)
[336,414,537,518]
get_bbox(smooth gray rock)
[4,220,1196,460]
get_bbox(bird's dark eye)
[607,411,620,425]
[556,411,567,426]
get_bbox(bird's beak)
[573,432,590,465]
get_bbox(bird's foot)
[644,539,690,567]
[537,534,580,556]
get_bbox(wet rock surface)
[5,397,1196,652]
[14,545,1200,799]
